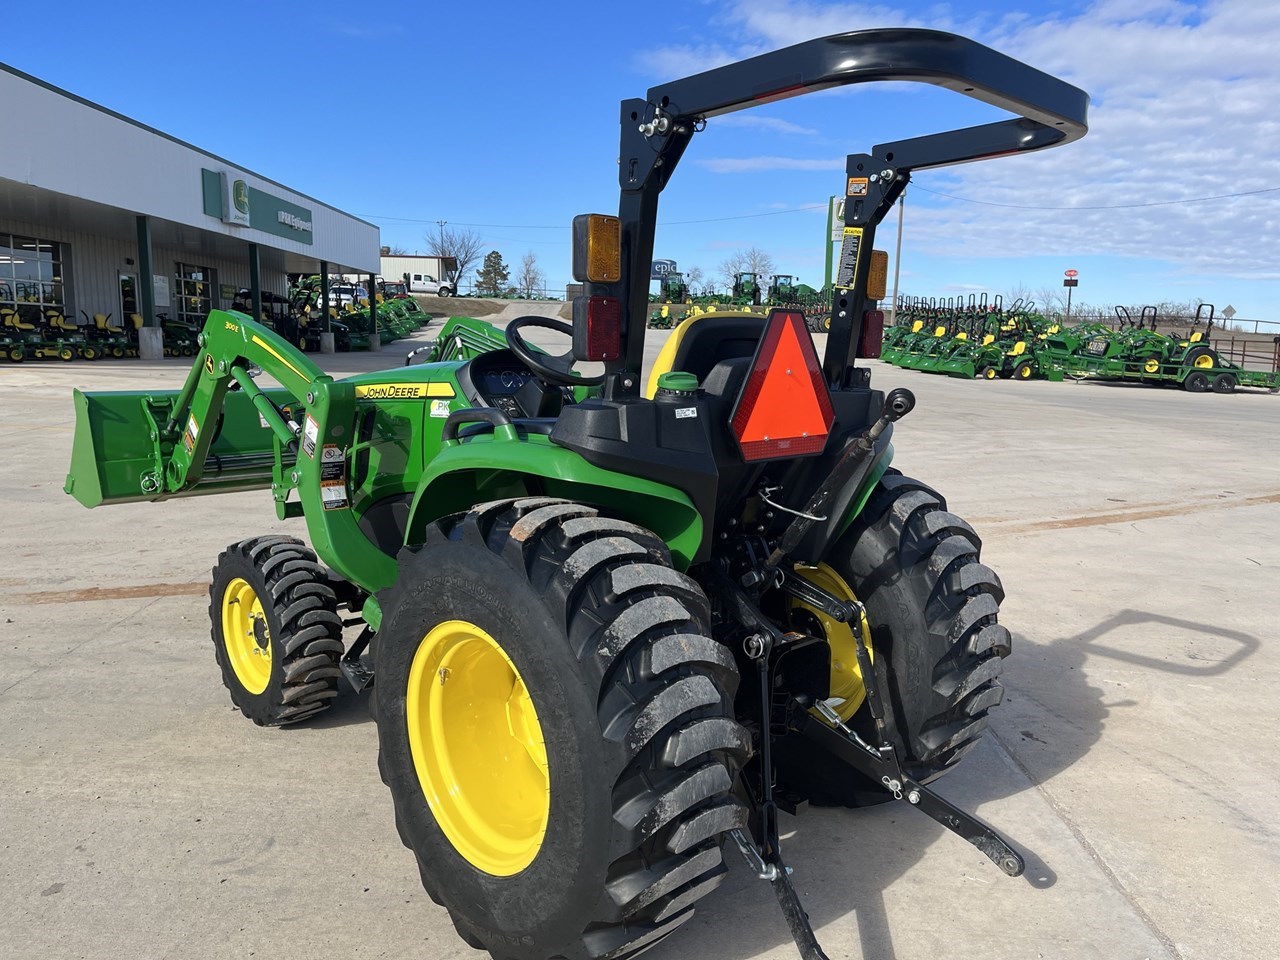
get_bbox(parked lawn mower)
[1,304,80,361]
[78,311,135,358]
[65,29,1089,960]
[159,313,200,357]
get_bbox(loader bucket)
[65,387,287,508]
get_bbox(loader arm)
[159,310,331,497]
[66,310,400,600]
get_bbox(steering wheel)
[505,316,603,387]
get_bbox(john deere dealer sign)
[201,169,314,245]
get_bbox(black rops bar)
[610,28,1089,394]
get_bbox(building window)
[175,263,213,325]
[0,234,66,325]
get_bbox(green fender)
[404,428,703,570]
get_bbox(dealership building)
[0,62,379,357]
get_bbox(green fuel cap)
[656,371,699,393]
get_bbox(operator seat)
[645,311,767,397]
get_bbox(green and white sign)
[222,173,251,227]
[202,169,314,245]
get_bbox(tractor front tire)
[374,498,749,960]
[775,472,1010,805]
[209,536,345,725]
[1013,360,1036,381]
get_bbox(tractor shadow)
[649,609,1259,960]
[306,681,373,729]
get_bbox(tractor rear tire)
[1212,373,1237,394]
[774,472,1010,806]
[374,498,749,960]
[209,536,345,725]
[1183,346,1215,369]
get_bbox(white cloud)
[697,155,845,173]
[642,0,1280,277]
[714,115,820,135]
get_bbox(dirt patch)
[983,491,1280,538]
[15,582,208,604]
[412,295,504,318]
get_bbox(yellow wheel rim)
[1194,354,1214,369]
[984,368,996,379]
[1019,365,1032,378]
[1144,358,1160,374]
[221,577,272,695]
[790,564,874,723]
[406,620,549,876]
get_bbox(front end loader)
[66,28,1087,960]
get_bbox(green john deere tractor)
[732,270,763,306]
[64,28,1088,960]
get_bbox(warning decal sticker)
[182,414,199,455]
[835,227,864,288]
[320,481,349,511]
[320,444,345,483]
[847,177,869,197]
[301,415,319,459]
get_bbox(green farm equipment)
[65,29,1088,960]
[732,271,762,306]
[1,304,83,362]
[660,271,689,303]
[159,313,200,357]
[1032,303,1279,392]
[768,273,799,304]
[79,311,136,358]
[647,303,679,328]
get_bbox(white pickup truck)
[406,272,454,297]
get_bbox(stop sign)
[1064,269,1079,278]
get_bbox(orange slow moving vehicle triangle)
[731,310,834,461]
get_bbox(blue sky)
[6,0,1278,321]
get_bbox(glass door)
[119,274,138,326]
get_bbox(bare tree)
[426,227,484,287]
[1032,285,1067,316]
[718,247,775,291]
[518,251,544,299]
[718,252,747,292]
[380,244,409,256]
[685,266,704,292]
[743,246,775,277]
[1001,283,1034,311]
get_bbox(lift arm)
[65,309,399,604]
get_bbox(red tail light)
[731,309,834,461]
[859,309,885,358]
[573,295,621,361]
